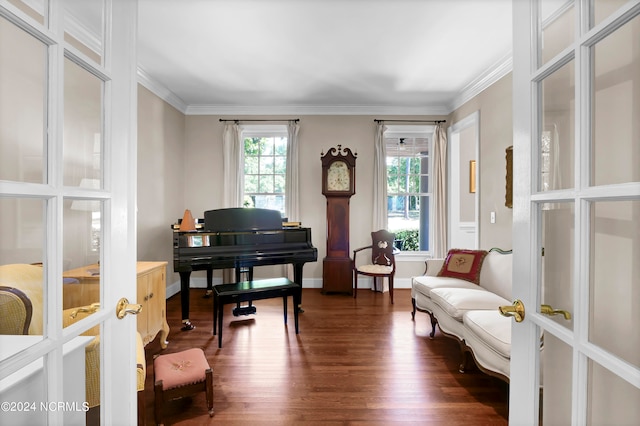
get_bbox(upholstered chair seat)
[352,230,397,303]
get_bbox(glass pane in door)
[540,202,574,331]
[0,198,45,340]
[589,200,640,368]
[541,333,573,425]
[0,15,46,184]
[591,0,628,28]
[591,14,640,186]
[540,60,575,192]
[540,0,574,66]
[62,310,101,422]
[63,57,103,188]
[63,0,104,65]
[7,0,45,25]
[587,359,640,424]
[63,198,102,320]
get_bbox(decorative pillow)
[437,249,488,284]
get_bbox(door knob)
[540,304,571,320]
[498,299,525,322]
[116,298,142,319]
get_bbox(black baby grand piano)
[173,208,317,330]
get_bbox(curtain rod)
[374,119,446,124]
[219,119,299,123]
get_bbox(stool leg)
[154,380,164,426]
[137,389,145,426]
[205,368,214,417]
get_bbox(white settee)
[411,248,513,382]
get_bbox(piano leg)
[293,263,305,314]
[179,271,195,331]
[203,267,213,299]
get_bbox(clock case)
[320,145,357,294]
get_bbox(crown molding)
[137,67,188,114]
[185,104,449,116]
[448,53,513,112]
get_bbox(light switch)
[490,211,496,224]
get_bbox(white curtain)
[432,123,448,258]
[222,122,243,208]
[285,120,300,222]
[372,122,388,231]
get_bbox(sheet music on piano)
[172,208,317,330]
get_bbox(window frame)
[241,125,288,215]
[384,125,434,258]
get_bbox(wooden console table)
[212,277,301,348]
[63,261,170,348]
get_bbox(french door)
[0,0,138,424]
[510,0,640,424]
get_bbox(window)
[242,126,287,215]
[385,127,432,252]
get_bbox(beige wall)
[136,86,186,284]
[448,73,513,251]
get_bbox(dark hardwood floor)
[142,288,508,425]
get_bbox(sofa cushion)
[437,249,488,284]
[412,275,480,299]
[478,249,512,300]
[463,310,512,358]
[430,287,511,321]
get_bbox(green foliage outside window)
[244,136,287,213]
[386,157,422,193]
[393,229,419,251]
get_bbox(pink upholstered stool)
[153,348,214,425]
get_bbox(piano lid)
[204,208,283,232]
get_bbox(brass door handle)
[540,304,571,320]
[116,298,142,319]
[498,299,525,322]
[70,303,101,319]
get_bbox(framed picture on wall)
[469,160,476,193]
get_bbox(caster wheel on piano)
[181,320,195,331]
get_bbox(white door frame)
[447,111,480,250]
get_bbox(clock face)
[327,160,350,191]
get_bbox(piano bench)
[212,277,301,348]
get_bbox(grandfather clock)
[321,145,356,294]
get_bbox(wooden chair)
[0,285,33,335]
[153,348,214,425]
[352,230,397,304]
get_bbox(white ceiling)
[137,0,513,115]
